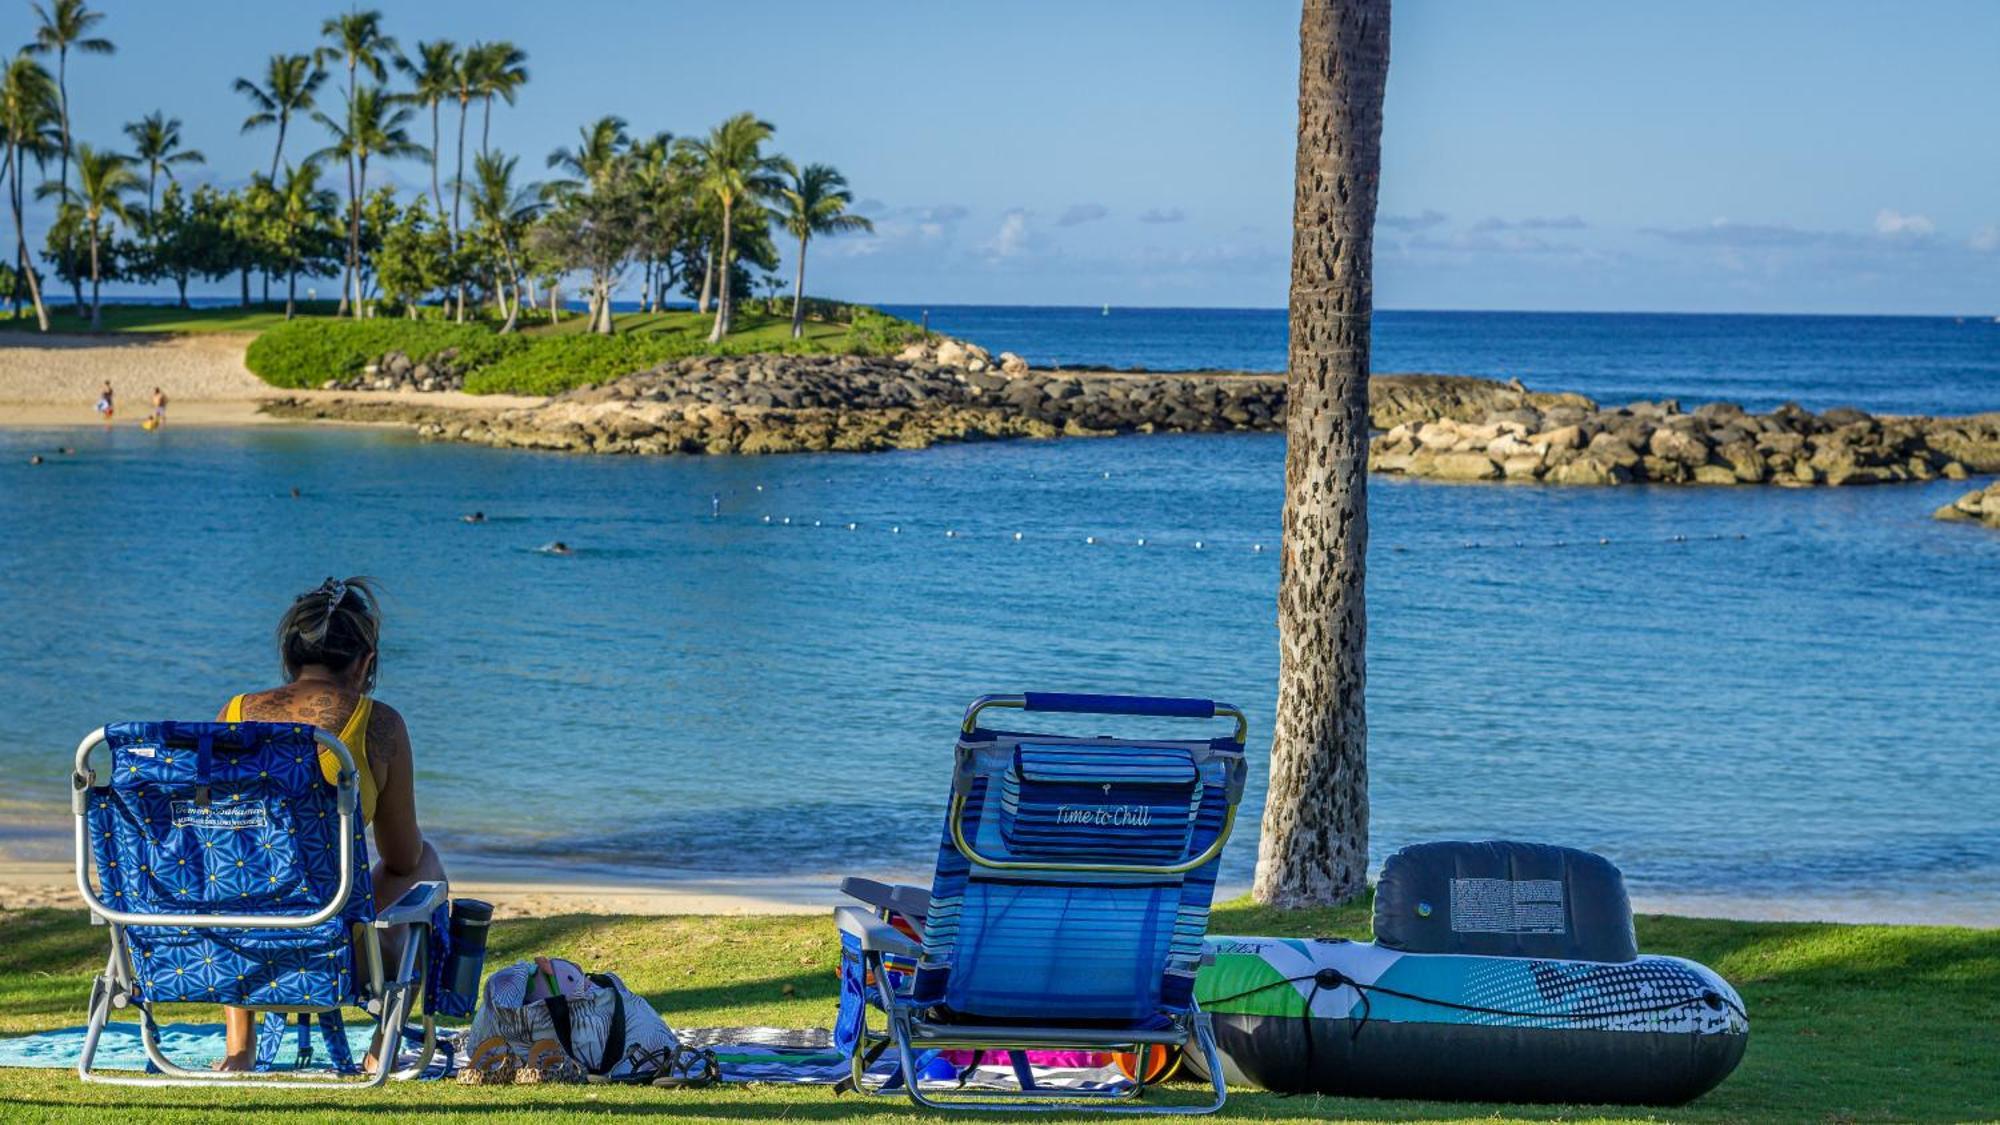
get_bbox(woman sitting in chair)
[213,576,448,1071]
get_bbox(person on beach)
[150,387,167,427]
[94,381,113,426]
[211,577,448,1072]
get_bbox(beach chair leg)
[75,972,114,1083]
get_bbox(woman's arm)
[367,702,427,877]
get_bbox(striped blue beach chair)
[70,721,445,1088]
[836,692,1248,1112]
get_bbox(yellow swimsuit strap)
[224,692,379,823]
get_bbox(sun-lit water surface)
[2,424,1994,914]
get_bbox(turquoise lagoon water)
[2,423,1995,916]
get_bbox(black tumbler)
[441,898,493,1011]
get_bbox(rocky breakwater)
[1370,397,2000,487]
[327,348,469,393]
[1935,479,2000,529]
[418,353,1289,455]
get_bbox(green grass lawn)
[1,897,1993,1122]
[0,302,342,336]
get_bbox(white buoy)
[1013,532,1023,541]
[782,517,792,525]
[1136,537,1146,546]
[813,520,822,528]
[755,484,764,492]
[1598,537,1609,545]
[891,526,900,534]
[1102,471,1110,479]
[945,529,957,538]
[1253,543,1264,552]
[761,515,771,523]
[1194,540,1204,550]
[1085,536,1097,545]
[846,522,857,531]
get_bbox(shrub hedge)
[244,309,926,396]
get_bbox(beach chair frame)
[70,724,446,1089]
[838,692,1244,1114]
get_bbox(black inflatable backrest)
[1373,841,1637,963]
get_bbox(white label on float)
[170,800,267,831]
[1449,877,1566,934]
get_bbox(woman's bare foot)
[212,1049,256,1072]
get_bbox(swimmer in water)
[543,541,572,555]
[461,511,485,524]
[711,493,721,518]
[29,454,43,465]
[58,446,74,455]
[290,487,302,499]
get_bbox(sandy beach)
[0,333,542,427]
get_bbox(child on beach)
[150,386,167,427]
[94,381,113,426]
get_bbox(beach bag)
[466,957,712,1084]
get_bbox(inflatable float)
[1192,842,1748,1105]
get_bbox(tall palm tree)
[678,113,784,342]
[629,131,678,312]
[0,52,57,329]
[1252,0,1392,909]
[774,162,871,338]
[468,40,527,156]
[394,38,455,216]
[273,160,336,318]
[465,150,542,332]
[235,53,324,179]
[121,110,204,217]
[26,0,112,312]
[316,8,396,314]
[311,85,424,317]
[545,114,629,195]
[38,143,136,329]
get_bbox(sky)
[12,0,2000,314]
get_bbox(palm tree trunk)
[708,201,734,343]
[790,233,809,339]
[1251,0,1391,910]
[480,94,492,154]
[270,115,286,180]
[240,266,251,308]
[87,223,100,331]
[7,144,47,331]
[430,100,443,216]
[697,242,714,315]
[350,155,367,319]
[56,48,82,315]
[286,261,297,319]
[548,282,559,325]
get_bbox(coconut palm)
[545,114,629,196]
[774,162,871,338]
[678,113,785,342]
[37,143,137,329]
[0,52,57,329]
[26,0,112,312]
[311,85,425,317]
[316,8,397,314]
[467,40,527,156]
[464,149,542,332]
[629,131,682,312]
[1251,0,1393,909]
[235,53,325,179]
[121,110,204,217]
[394,39,455,216]
[272,160,338,318]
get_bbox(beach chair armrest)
[839,877,931,922]
[835,906,921,958]
[372,880,448,928]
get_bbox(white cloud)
[1970,225,2000,253]
[1874,209,1934,236]
[980,209,1034,260]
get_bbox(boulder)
[1934,480,2000,527]
[999,351,1030,375]
[933,339,968,368]
[1420,450,1502,481]
[1648,426,1712,466]
[1548,455,1629,486]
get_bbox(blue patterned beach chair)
[70,721,446,1088]
[836,692,1248,1113]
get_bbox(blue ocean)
[2,308,1996,920]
